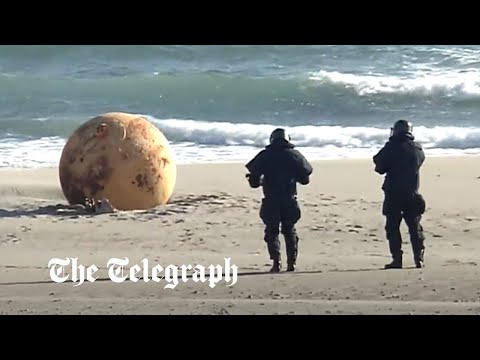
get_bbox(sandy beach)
[0,156,479,315]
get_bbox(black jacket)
[373,134,425,195]
[245,141,313,199]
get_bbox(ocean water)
[1,45,480,168]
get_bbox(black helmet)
[391,119,413,137]
[269,128,291,144]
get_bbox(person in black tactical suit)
[373,120,427,269]
[245,128,313,273]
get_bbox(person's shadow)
[0,267,394,286]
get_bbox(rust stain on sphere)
[59,112,176,211]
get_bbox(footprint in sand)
[170,209,189,214]
[115,217,130,221]
[2,233,20,245]
[445,259,461,265]
[58,215,79,220]
[179,235,191,243]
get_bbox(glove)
[246,173,262,188]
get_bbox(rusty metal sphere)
[59,112,176,211]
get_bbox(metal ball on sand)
[59,112,176,211]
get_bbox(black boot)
[384,257,402,269]
[285,234,298,272]
[287,262,295,272]
[266,235,281,273]
[414,249,425,269]
[270,259,282,273]
[287,253,296,272]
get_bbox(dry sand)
[0,156,479,315]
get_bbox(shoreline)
[1,152,480,170]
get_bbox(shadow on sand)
[0,267,407,287]
[0,204,94,219]
[0,194,235,220]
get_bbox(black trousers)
[260,196,301,263]
[382,192,426,261]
